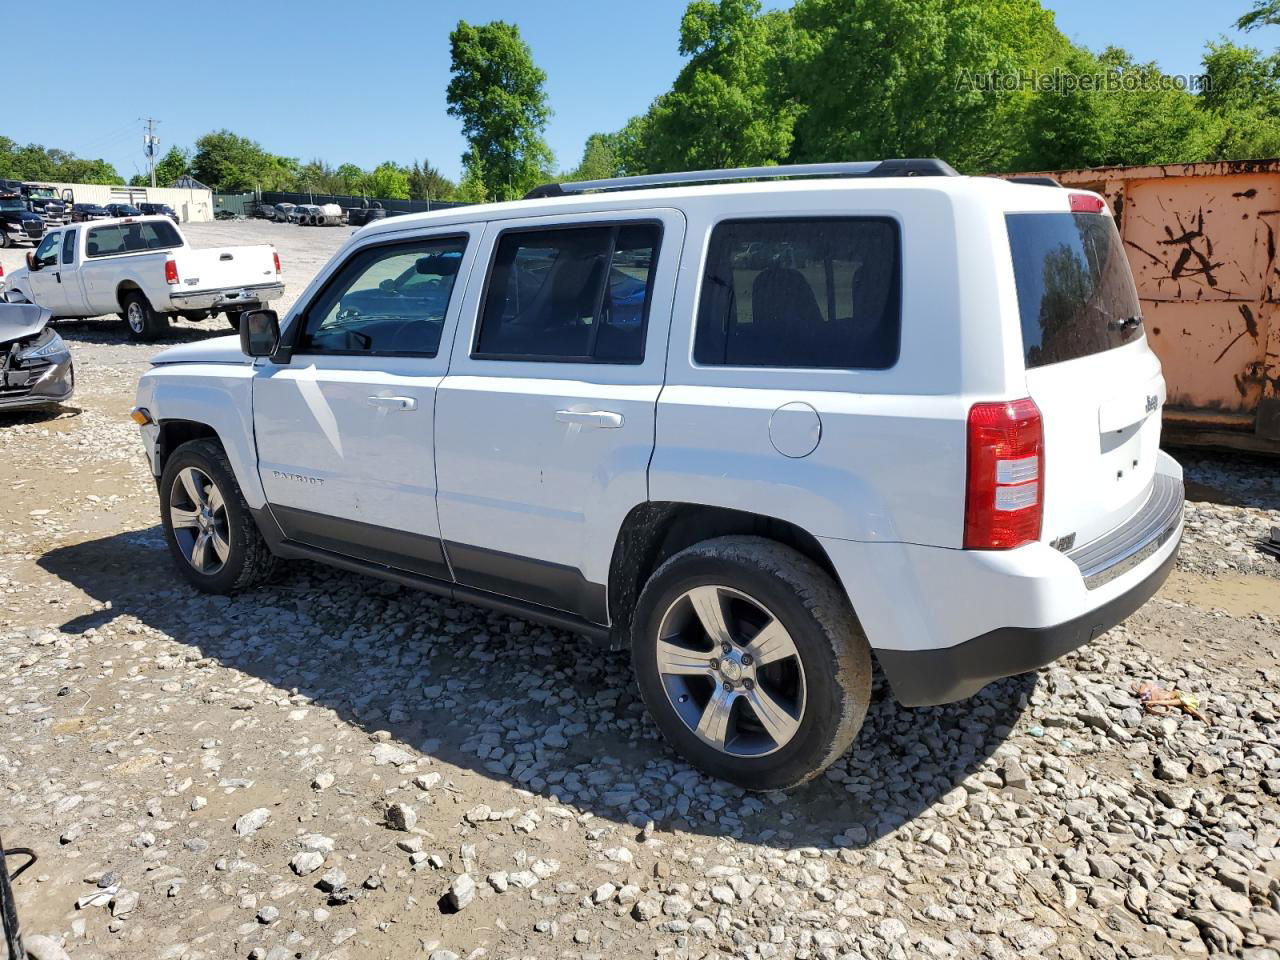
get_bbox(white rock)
[234,807,271,837]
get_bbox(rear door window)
[474,223,661,364]
[1006,213,1143,369]
[693,218,901,369]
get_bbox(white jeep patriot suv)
[133,160,1183,789]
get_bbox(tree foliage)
[192,130,299,192]
[408,159,457,201]
[640,0,800,171]
[446,20,554,200]
[130,145,190,187]
[564,134,623,182]
[0,137,122,184]
[593,0,1280,179]
[1238,0,1280,31]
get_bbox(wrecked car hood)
[0,303,51,343]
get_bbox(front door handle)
[367,395,416,411]
[555,409,624,429]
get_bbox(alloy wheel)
[169,466,231,575]
[655,585,807,757]
[126,301,146,334]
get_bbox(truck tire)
[120,290,168,341]
[159,438,279,594]
[631,536,872,791]
[0,231,9,248]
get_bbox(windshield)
[113,205,142,216]
[1006,212,1143,369]
[26,187,57,199]
[0,198,26,212]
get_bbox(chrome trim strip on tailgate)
[1066,473,1184,589]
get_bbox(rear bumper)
[820,451,1184,706]
[875,532,1179,705]
[169,281,284,312]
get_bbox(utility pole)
[140,117,161,188]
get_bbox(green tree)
[1198,40,1280,159]
[1092,48,1219,166]
[1238,0,1280,31]
[192,130,298,191]
[455,157,490,203]
[1020,45,1220,170]
[787,0,1069,172]
[132,145,191,186]
[565,133,622,181]
[366,161,411,199]
[611,114,656,175]
[641,0,800,172]
[334,163,367,195]
[408,159,457,201]
[446,20,554,200]
[0,137,122,184]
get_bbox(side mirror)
[26,252,39,271]
[240,309,280,358]
[378,278,396,292]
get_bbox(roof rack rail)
[523,158,960,199]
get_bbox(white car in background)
[5,215,284,340]
[131,160,1183,789]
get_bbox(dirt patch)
[1163,568,1280,617]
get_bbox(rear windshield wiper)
[1108,314,1143,331]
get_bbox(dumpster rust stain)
[1214,305,1261,364]
[1160,209,1221,287]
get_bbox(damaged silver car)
[0,304,74,412]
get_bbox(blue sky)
[16,0,1268,183]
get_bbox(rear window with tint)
[1006,213,1143,369]
[694,218,900,369]
[86,220,182,257]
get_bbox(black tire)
[0,231,9,249]
[632,536,871,790]
[120,290,168,341]
[159,439,278,594]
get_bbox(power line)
[140,117,162,188]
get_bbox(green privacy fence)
[213,192,254,217]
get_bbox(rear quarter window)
[693,217,900,369]
[1006,212,1143,369]
[86,221,181,257]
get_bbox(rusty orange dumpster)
[1006,159,1280,454]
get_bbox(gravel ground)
[2,221,1279,960]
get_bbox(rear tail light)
[1069,192,1105,213]
[1,261,5,277]
[273,250,282,274]
[964,398,1043,549]
[164,259,179,285]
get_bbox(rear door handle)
[555,409,624,429]
[367,395,416,411]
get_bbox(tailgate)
[176,244,277,292]
[1007,209,1166,549]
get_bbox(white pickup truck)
[4,215,284,340]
